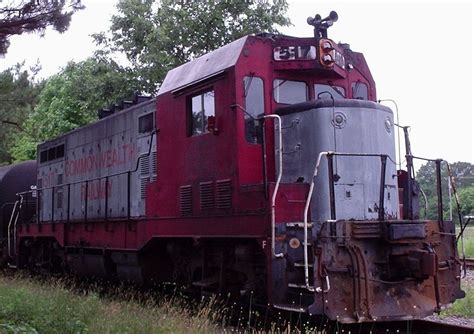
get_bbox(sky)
[0,0,472,168]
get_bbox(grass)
[443,288,474,318]
[443,225,474,318]
[0,273,223,334]
[458,226,474,258]
[1,224,474,333]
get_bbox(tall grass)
[0,273,223,333]
[458,226,474,258]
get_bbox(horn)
[307,11,338,26]
[328,11,338,22]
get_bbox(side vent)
[200,181,214,210]
[151,151,157,182]
[140,154,150,175]
[216,179,232,209]
[180,185,193,213]
[140,154,151,199]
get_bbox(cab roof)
[158,36,248,95]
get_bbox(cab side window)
[244,76,264,144]
[351,81,368,100]
[189,90,215,136]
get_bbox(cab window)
[315,84,345,100]
[189,90,215,136]
[273,79,308,104]
[244,76,264,144]
[351,81,368,100]
[138,112,154,134]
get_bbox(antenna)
[307,11,338,40]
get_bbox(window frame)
[138,111,155,135]
[187,88,215,137]
[314,83,346,100]
[243,75,265,144]
[272,79,309,105]
[351,81,369,100]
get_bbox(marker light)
[319,39,335,68]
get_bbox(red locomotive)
[4,11,464,323]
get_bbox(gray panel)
[37,100,157,222]
[158,36,247,95]
[278,101,399,221]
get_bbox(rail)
[7,197,21,258]
[336,319,474,334]
[303,151,390,292]
[263,114,284,259]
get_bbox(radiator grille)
[151,151,157,182]
[140,177,150,199]
[180,185,193,213]
[216,179,232,209]
[140,154,150,175]
[200,182,214,210]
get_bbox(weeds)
[0,273,223,333]
[442,288,474,318]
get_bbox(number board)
[273,46,316,61]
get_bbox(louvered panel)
[140,177,150,199]
[216,179,232,209]
[140,154,150,175]
[180,185,193,213]
[151,151,158,182]
[200,181,214,210]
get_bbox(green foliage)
[10,58,136,161]
[0,64,43,164]
[443,287,474,318]
[0,274,222,333]
[458,187,474,217]
[416,161,474,223]
[95,0,291,93]
[0,1,84,54]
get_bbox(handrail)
[7,199,20,258]
[304,151,390,292]
[7,194,26,258]
[263,114,284,259]
[12,194,24,256]
[303,151,329,291]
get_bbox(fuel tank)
[0,160,36,238]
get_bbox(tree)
[458,187,474,217]
[0,63,43,164]
[94,0,290,93]
[416,161,474,222]
[0,0,84,54]
[10,58,136,161]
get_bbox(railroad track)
[333,319,473,333]
[464,258,474,270]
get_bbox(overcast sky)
[0,0,472,167]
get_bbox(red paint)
[80,180,112,201]
[65,143,136,177]
[21,34,376,258]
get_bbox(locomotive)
[3,11,464,323]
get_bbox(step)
[285,222,314,228]
[288,283,315,289]
[191,275,219,287]
[273,303,307,313]
[294,262,314,268]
